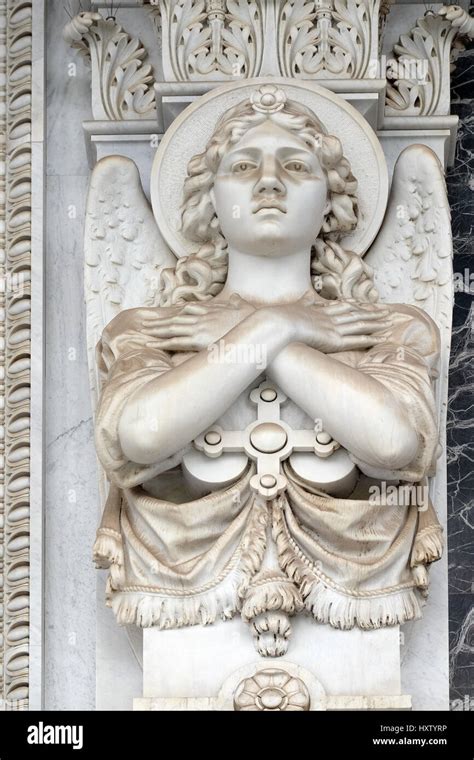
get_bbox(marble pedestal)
[135,618,411,711]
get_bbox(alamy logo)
[27,722,83,750]
[207,339,267,370]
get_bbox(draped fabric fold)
[93,303,443,631]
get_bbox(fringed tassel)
[94,483,123,570]
[110,563,249,629]
[410,490,444,595]
[273,496,426,630]
[303,581,425,630]
[411,526,444,567]
[241,575,303,657]
[410,525,443,597]
[105,492,270,630]
[411,485,444,567]
[412,565,429,595]
[237,495,269,599]
[272,497,317,595]
[241,572,303,622]
[250,611,292,657]
[93,528,123,569]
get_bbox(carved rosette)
[234,668,310,711]
[1,0,32,710]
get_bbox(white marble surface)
[401,558,450,711]
[42,0,451,710]
[96,575,142,711]
[44,180,98,711]
[44,0,98,709]
[143,620,403,701]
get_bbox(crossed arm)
[117,296,419,469]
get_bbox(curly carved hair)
[160,96,378,305]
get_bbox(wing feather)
[84,155,177,417]
[366,144,453,327]
[366,144,453,528]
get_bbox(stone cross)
[194,381,340,499]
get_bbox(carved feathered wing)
[84,155,177,418]
[85,156,176,662]
[366,144,453,325]
[365,143,453,520]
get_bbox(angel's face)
[211,120,329,258]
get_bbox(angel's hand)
[265,293,393,354]
[141,294,255,352]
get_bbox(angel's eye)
[232,161,256,174]
[284,160,310,174]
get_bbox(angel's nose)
[253,159,286,196]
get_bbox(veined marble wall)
[44,0,97,710]
[446,14,474,710]
[43,0,473,709]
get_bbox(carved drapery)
[0,0,32,711]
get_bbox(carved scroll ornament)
[63,11,156,120]
[386,5,474,116]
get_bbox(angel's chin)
[251,219,288,241]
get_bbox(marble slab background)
[43,0,473,709]
[445,22,474,710]
[44,0,97,710]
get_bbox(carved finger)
[144,315,198,328]
[354,302,391,314]
[182,301,230,314]
[299,290,318,306]
[149,338,199,352]
[141,307,183,322]
[228,293,245,307]
[342,320,392,335]
[321,301,356,314]
[335,311,391,325]
[340,335,386,349]
[180,303,209,315]
[146,325,194,338]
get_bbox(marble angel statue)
[85,82,450,656]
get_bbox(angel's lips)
[253,201,287,214]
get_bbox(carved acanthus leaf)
[386,7,474,116]
[63,12,156,120]
[161,0,264,80]
[277,0,381,79]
